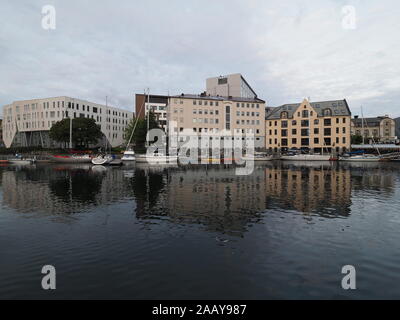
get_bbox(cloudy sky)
[1,0,400,117]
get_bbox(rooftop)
[266,99,351,120]
[170,93,265,103]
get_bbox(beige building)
[2,97,133,148]
[265,99,351,153]
[0,119,3,147]
[206,73,258,99]
[168,94,266,149]
[351,115,397,143]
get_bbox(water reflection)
[0,162,397,231]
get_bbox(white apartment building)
[2,96,133,148]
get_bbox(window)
[324,128,331,136]
[324,138,331,145]
[281,111,288,119]
[314,128,319,134]
[292,129,297,135]
[323,108,332,116]
[324,119,331,126]
[292,138,297,144]
[314,119,319,125]
[301,129,309,136]
[281,138,288,146]
[282,120,288,128]
[193,100,197,105]
[302,110,309,117]
[292,120,297,125]
[314,138,319,144]
[301,138,309,146]
[281,129,288,137]
[301,120,309,127]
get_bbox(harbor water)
[1,161,400,299]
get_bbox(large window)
[225,105,230,130]
[324,128,331,136]
[301,129,309,136]
[324,119,331,126]
[301,120,309,127]
[301,138,309,146]
[302,110,309,117]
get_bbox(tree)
[124,112,160,148]
[49,118,103,149]
[351,134,363,145]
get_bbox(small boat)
[8,158,35,165]
[52,155,92,163]
[242,153,273,161]
[280,154,331,161]
[339,154,382,162]
[136,151,178,164]
[91,154,114,165]
[121,150,136,162]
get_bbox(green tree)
[124,112,160,148]
[49,118,103,149]
[351,134,363,144]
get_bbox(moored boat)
[52,154,92,163]
[91,154,114,165]
[280,154,332,161]
[121,150,136,162]
[339,154,382,162]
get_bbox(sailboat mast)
[361,106,365,145]
[146,88,150,148]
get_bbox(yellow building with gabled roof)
[265,98,351,153]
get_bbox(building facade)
[168,94,266,149]
[351,115,397,143]
[1,97,133,148]
[135,94,168,130]
[0,119,3,147]
[206,73,258,99]
[265,99,351,153]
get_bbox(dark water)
[1,161,400,299]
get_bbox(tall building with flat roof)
[206,73,258,99]
[1,97,133,148]
[168,94,266,149]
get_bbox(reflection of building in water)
[133,166,268,235]
[1,166,132,215]
[265,164,352,216]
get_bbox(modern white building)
[1,96,133,148]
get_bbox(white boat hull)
[9,159,34,165]
[92,155,114,165]
[136,154,178,164]
[281,155,331,161]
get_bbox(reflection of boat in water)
[280,154,332,161]
[91,154,114,165]
[52,155,92,163]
